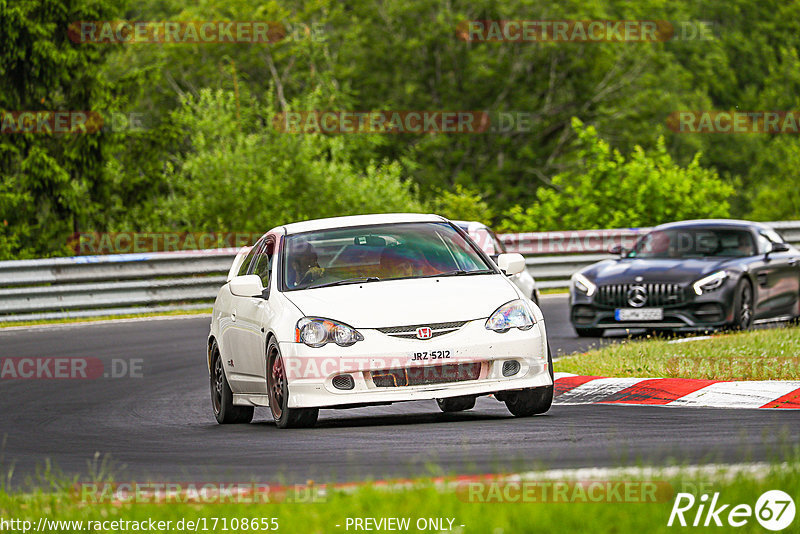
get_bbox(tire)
[575,327,604,338]
[504,344,554,417]
[530,290,540,306]
[210,341,254,424]
[730,279,754,331]
[267,338,318,429]
[436,396,476,412]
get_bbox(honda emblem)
[416,327,432,340]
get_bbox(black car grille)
[376,321,468,340]
[595,283,686,307]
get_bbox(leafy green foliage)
[139,89,422,233]
[2,0,799,260]
[428,185,494,225]
[497,119,733,232]
[0,0,125,258]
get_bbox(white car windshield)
[283,222,495,290]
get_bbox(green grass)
[0,308,212,329]
[557,325,800,380]
[539,287,569,295]
[2,460,799,533]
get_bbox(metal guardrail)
[1,221,797,322]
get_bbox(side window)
[756,234,771,254]
[757,231,781,254]
[252,240,274,288]
[763,229,786,244]
[489,230,507,254]
[237,243,260,276]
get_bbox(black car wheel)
[504,344,554,417]
[575,327,604,338]
[436,396,476,412]
[267,338,318,429]
[731,279,754,330]
[210,341,254,424]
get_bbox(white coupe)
[207,213,553,428]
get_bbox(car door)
[759,229,800,315]
[219,238,264,392]
[227,236,278,394]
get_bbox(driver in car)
[287,239,325,288]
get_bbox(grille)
[332,374,355,390]
[376,321,468,340]
[371,363,482,387]
[595,283,686,307]
[502,360,521,377]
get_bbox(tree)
[0,0,125,259]
[497,119,734,232]
[136,88,422,233]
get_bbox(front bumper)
[278,319,550,408]
[569,285,736,331]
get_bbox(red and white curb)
[553,373,800,409]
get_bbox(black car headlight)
[692,271,729,296]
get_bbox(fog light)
[332,374,355,390]
[502,360,521,377]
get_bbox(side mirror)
[230,275,265,297]
[771,242,790,253]
[497,253,526,276]
[608,244,625,256]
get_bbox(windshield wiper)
[428,269,495,277]
[306,277,380,289]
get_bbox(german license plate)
[615,308,664,321]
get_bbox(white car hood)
[282,274,518,328]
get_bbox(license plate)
[615,308,664,321]
[410,350,451,362]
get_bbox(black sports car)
[569,219,800,336]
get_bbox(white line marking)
[0,313,209,333]
[668,381,800,409]
[555,377,649,404]
[667,335,712,344]
[509,462,790,482]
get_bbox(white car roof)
[279,213,447,235]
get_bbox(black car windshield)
[627,228,756,259]
[283,222,494,290]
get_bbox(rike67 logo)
[668,490,796,531]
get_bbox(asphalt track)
[1,295,797,486]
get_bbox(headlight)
[485,300,535,333]
[571,272,596,297]
[693,271,729,295]
[295,317,364,348]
